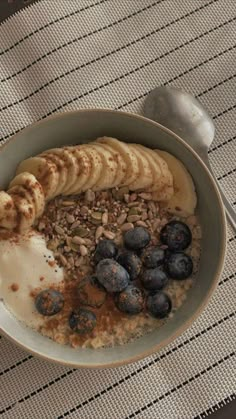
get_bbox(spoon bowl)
[144,86,215,157]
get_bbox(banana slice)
[92,142,127,186]
[43,147,79,195]
[8,186,35,232]
[40,152,67,196]
[133,145,173,202]
[8,185,36,214]
[132,144,164,192]
[148,149,173,189]
[154,151,174,188]
[9,172,45,217]
[150,185,175,202]
[16,156,59,200]
[140,150,173,201]
[156,150,197,216]
[88,143,118,191]
[128,144,153,190]
[65,147,92,195]
[0,191,18,230]
[96,137,139,185]
[79,145,103,191]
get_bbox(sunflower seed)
[61,200,75,206]
[72,236,86,245]
[83,238,93,246]
[120,222,134,232]
[141,212,148,221]
[72,227,88,237]
[124,194,130,203]
[64,246,71,253]
[71,220,81,229]
[84,189,95,202]
[117,213,127,225]
[128,207,139,215]
[91,211,102,222]
[95,226,104,240]
[102,212,108,225]
[55,225,64,235]
[47,238,59,251]
[103,230,116,240]
[80,245,88,256]
[66,214,75,224]
[127,215,141,223]
[136,220,148,227]
[59,254,67,266]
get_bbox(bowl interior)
[0,110,226,368]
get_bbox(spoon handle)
[203,156,236,230]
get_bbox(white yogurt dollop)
[0,232,64,328]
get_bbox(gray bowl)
[0,109,227,368]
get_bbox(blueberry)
[142,268,168,291]
[165,252,193,279]
[69,309,96,334]
[142,246,165,268]
[77,275,106,308]
[160,221,192,251]
[94,239,118,264]
[35,289,64,316]
[90,275,106,291]
[117,251,142,280]
[124,227,151,251]
[115,285,144,314]
[147,291,172,318]
[96,259,130,292]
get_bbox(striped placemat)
[0,1,235,418]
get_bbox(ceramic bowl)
[0,109,227,368]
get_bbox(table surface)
[0,1,235,418]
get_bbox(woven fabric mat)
[0,1,236,418]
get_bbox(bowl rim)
[0,108,227,369]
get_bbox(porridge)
[0,137,201,348]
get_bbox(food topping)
[35,289,64,316]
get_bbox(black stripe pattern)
[126,352,235,419]
[0,0,166,83]
[1,29,236,142]
[0,0,236,418]
[1,312,235,416]
[0,0,219,110]
[0,0,109,56]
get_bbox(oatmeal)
[0,137,201,348]
[32,189,201,349]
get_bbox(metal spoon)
[144,85,236,230]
